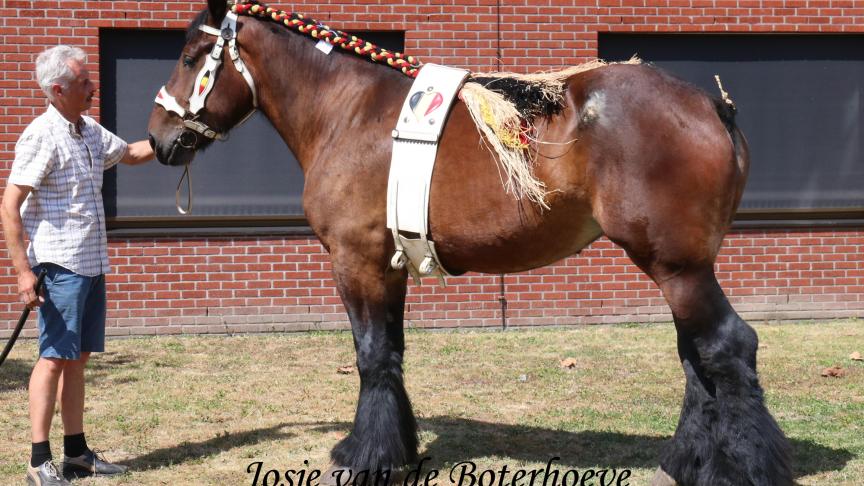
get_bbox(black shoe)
[26,460,72,485]
[61,449,128,478]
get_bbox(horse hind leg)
[587,71,790,483]
[631,258,792,486]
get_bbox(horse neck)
[241,19,410,173]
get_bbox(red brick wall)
[1,1,862,336]
[94,230,861,335]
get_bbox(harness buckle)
[419,256,437,275]
[211,41,224,60]
[390,250,408,270]
[183,119,223,141]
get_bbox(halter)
[154,10,258,146]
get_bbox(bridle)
[154,10,258,149]
[153,10,258,213]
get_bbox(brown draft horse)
[147,1,791,484]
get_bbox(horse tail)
[712,74,737,133]
[712,75,749,215]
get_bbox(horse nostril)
[148,135,156,150]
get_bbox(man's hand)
[17,269,43,309]
[2,183,40,307]
[121,140,155,165]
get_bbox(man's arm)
[1,183,42,307]
[120,140,155,165]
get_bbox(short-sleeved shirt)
[9,104,128,277]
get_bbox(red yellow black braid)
[231,0,423,78]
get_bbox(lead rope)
[175,165,192,214]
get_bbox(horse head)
[147,0,257,166]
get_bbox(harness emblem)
[408,90,444,121]
[198,74,211,95]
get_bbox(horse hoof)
[320,465,345,486]
[320,464,404,486]
[650,467,677,486]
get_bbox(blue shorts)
[34,263,106,360]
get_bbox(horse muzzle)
[150,129,198,167]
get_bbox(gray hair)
[35,45,86,100]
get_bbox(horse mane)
[232,0,422,77]
[229,0,639,207]
[187,10,210,43]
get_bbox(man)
[1,45,154,485]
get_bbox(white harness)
[387,64,470,284]
[153,11,258,213]
[154,11,258,145]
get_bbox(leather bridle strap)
[154,11,258,142]
[175,164,193,215]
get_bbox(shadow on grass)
[417,418,661,470]
[121,422,345,471]
[0,352,136,391]
[88,351,135,369]
[84,351,136,379]
[791,438,857,481]
[310,417,854,479]
[0,358,31,392]
[417,417,854,479]
[119,417,853,478]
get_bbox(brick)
[0,2,860,333]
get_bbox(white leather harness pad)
[387,64,469,283]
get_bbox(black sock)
[31,441,51,468]
[63,433,89,458]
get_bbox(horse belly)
[426,100,599,275]
[429,198,602,275]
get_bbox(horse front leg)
[649,266,792,486]
[328,256,418,477]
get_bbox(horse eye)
[182,56,195,68]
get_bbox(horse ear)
[207,0,228,24]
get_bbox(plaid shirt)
[9,104,127,277]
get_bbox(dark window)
[99,28,404,233]
[599,34,864,224]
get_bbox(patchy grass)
[0,320,862,485]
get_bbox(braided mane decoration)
[231,0,422,77]
[229,0,639,207]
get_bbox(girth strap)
[387,64,470,285]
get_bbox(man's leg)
[27,264,82,484]
[60,352,91,462]
[29,262,77,469]
[61,275,126,478]
[59,352,89,436]
[30,358,65,444]
[28,357,73,485]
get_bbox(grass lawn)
[0,320,861,485]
